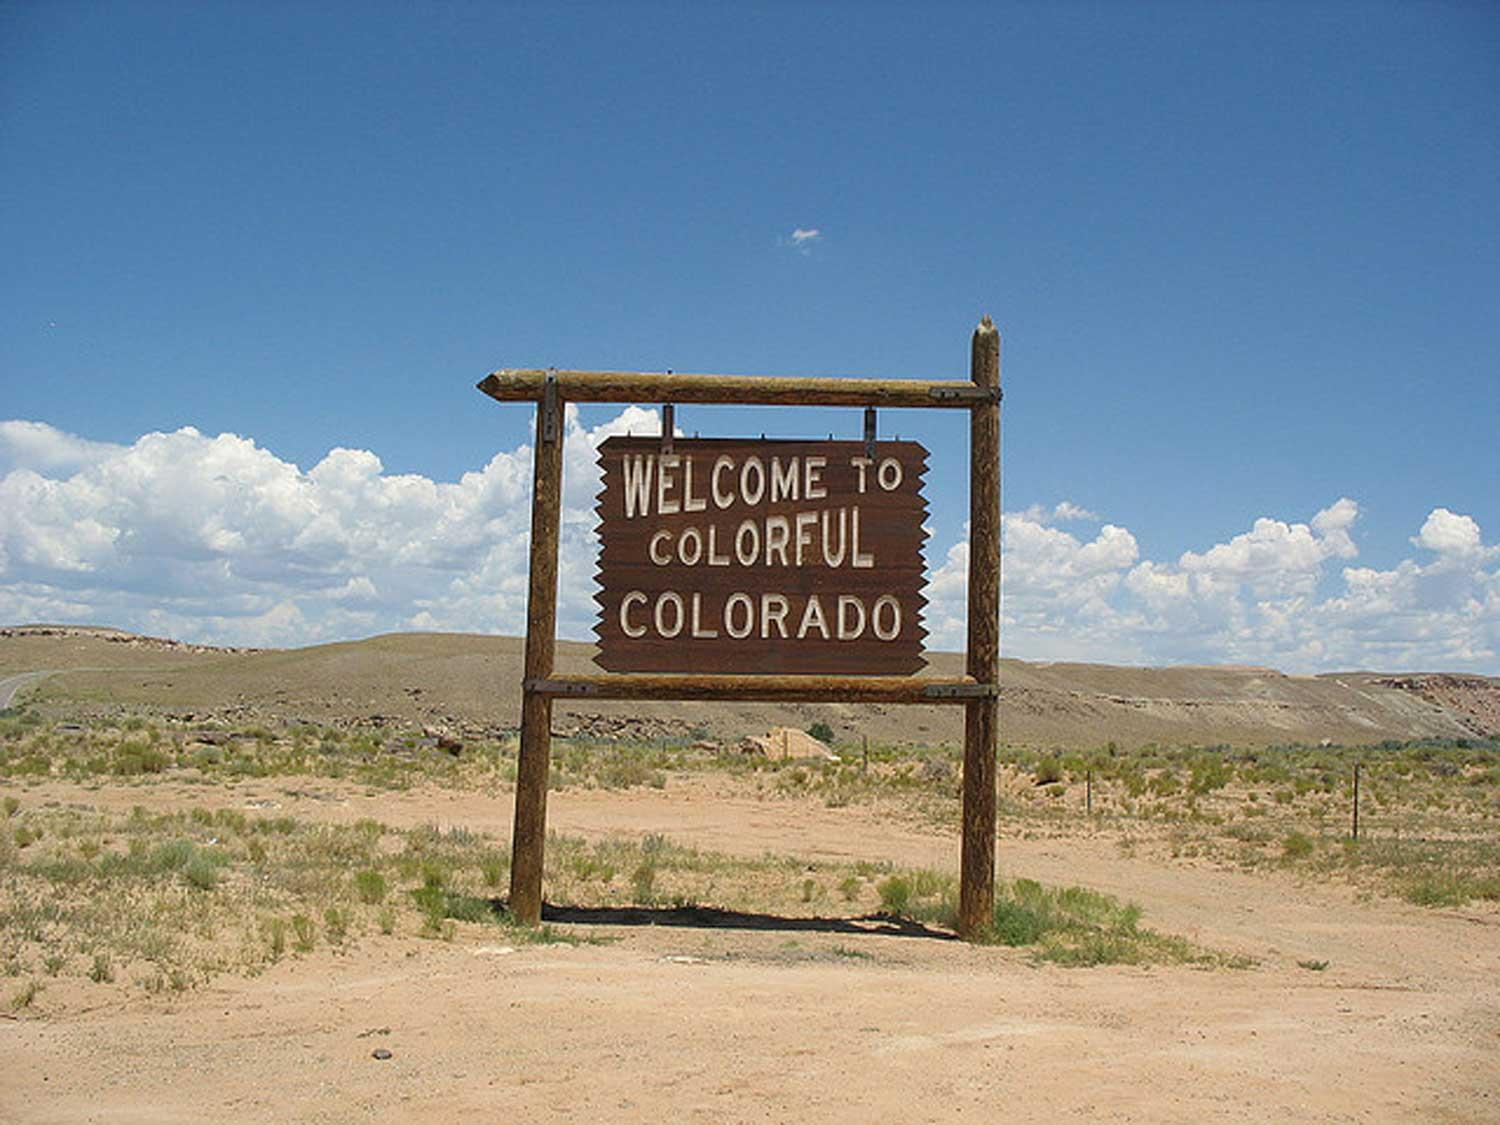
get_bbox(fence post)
[508,377,564,925]
[959,317,1001,939]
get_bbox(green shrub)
[324,908,349,944]
[630,860,657,904]
[1282,831,1315,859]
[181,853,221,890]
[876,875,912,916]
[1034,758,1064,785]
[291,914,316,953]
[355,869,387,904]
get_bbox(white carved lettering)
[724,592,753,638]
[734,519,760,566]
[822,507,848,568]
[770,457,798,503]
[850,456,872,494]
[690,592,717,637]
[711,455,735,509]
[760,593,789,638]
[620,591,648,638]
[837,595,866,640]
[764,515,790,566]
[804,456,827,500]
[797,594,829,640]
[739,456,765,506]
[794,511,817,566]
[851,507,874,568]
[707,525,729,566]
[657,453,681,515]
[655,591,684,638]
[682,457,707,512]
[623,455,654,518]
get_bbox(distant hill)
[2,625,1495,749]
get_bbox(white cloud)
[1413,507,1483,556]
[926,498,1497,671]
[0,411,658,647]
[784,227,823,255]
[1051,501,1098,523]
[2,420,1496,671]
[0,420,122,475]
[1016,500,1099,525]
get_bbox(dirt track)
[3,776,1497,1123]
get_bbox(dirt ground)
[3,776,1498,1123]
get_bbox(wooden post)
[959,316,1001,938]
[509,377,564,925]
[862,733,869,774]
[1087,769,1093,815]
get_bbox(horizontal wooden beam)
[524,674,995,704]
[478,369,997,409]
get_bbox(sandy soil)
[3,776,1498,1123]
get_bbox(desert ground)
[2,628,1497,1123]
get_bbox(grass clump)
[872,865,1232,968]
[10,979,42,1011]
[354,869,387,904]
[1399,870,1500,908]
[986,879,1230,967]
[1281,831,1315,860]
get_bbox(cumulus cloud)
[925,496,1497,671]
[0,420,123,475]
[1413,508,1483,556]
[0,410,656,647]
[1,420,1496,671]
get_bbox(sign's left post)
[509,375,563,924]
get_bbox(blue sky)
[2,2,1497,671]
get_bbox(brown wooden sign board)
[594,436,928,675]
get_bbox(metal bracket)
[929,385,1001,405]
[922,682,999,700]
[525,678,598,696]
[541,371,560,443]
[864,406,877,458]
[661,402,674,453]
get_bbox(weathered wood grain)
[960,316,1002,938]
[509,397,564,926]
[478,369,996,408]
[526,674,990,703]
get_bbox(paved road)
[0,671,51,710]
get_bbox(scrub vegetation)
[1,800,1215,1001]
[1,706,1496,1009]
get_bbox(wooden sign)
[594,436,928,674]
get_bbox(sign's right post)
[960,315,1001,938]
